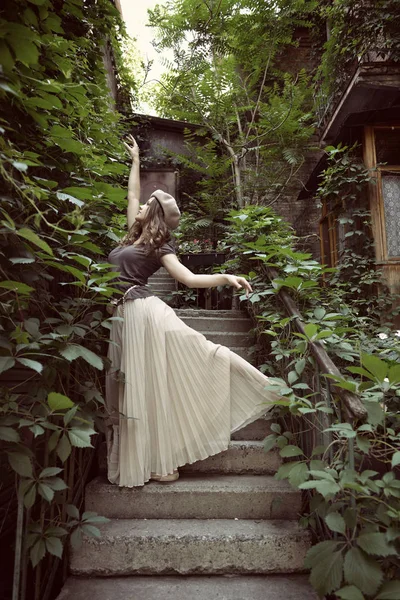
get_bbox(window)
[364,126,400,263]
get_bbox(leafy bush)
[222,149,400,598]
[0,0,138,596]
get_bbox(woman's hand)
[123,134,139,163]
[225,274,253,298]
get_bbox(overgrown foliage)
[0,1,137,597]
[315,0,400,123]
[148,0,316,206]
[221,148,400,599]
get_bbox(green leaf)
[270,423,281,434]
[357,532,396,557]
[56,192,84,207]
[48,392,74,411]
[25,484,37,508]
[39,467,62,478]
[363,401,385,426]
[12,161,28,172]
[82,524,101,538]
[0,280,35,295]
[375,581,400,599]
[17,358,43,374]
[295,358,306,375]
[0,356,15,373]
[38,483,54,502]
[314,307,326,320]
[0,426,20,442]
[336,585,365,600]
[57,435,71,462]
[68,427,95,448]
[0,40,15,70]
[388,364,400,385]
[325,512,346,535]
[288,462,308,487]
[45,537,63,559]
[361,353,388,383]
[8,452,33,477]
[264,434,277,452]
[70,528,82,549]
[392,452,400,469]
[44,477,68,491]
[66,504,80,519]
[8,37,39,66]
[280,445,304,457]
[343,547,383,595]
[356,435,371,454]
[59,344,103,370]
[30,539,46,567]
[304,540,340,569]
[17,227,53,256]
[310,549,344,596]
[303,323,318,340]
[315,480,341,497]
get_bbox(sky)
[119,0,171,113]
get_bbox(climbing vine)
[0,1,138,598]
[317,0,400,99]
[221,147,400,599]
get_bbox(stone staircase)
[57,269,317,600]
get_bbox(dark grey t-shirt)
[108,241,176,302]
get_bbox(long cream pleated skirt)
[105,296,280,487]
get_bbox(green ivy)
[221,157,400,598]
[0,0,139,590]
[317,0,400,100]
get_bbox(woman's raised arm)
[122,134,140,229]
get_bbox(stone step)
[57,574,318,600]
[232,416,273,440]
[85,474,298,520]
[148,276,175,283]
[180,441,280,474]
[148,282,177,291]
[70,519,311,576]
[230,346,254,361]
[153,268,169,276]
[98,439,278,475]
[175,309,245,319]
[179,315,252,333]
[200,331,251,346]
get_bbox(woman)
[105,134,280,487]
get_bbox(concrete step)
[180,441,280,474]
[175,309,245,319]
[200,331,251,346]
[57,574,318,600]
[148,282,177,292]
[179,315,252,333]
[232,417,273,440]
[70,518,311,576]
[148,275,175,285]
[229,346,254,361]
[85,474,298,520]
[98,440,278,475]
[152,268,170,276]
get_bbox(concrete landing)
[57,575,318,600]
[70,519,311,576]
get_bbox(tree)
[148,0,317,206]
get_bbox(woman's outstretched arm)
[161,253,253,298]
[122,134,140,229]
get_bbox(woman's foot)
[150,469,179,482]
